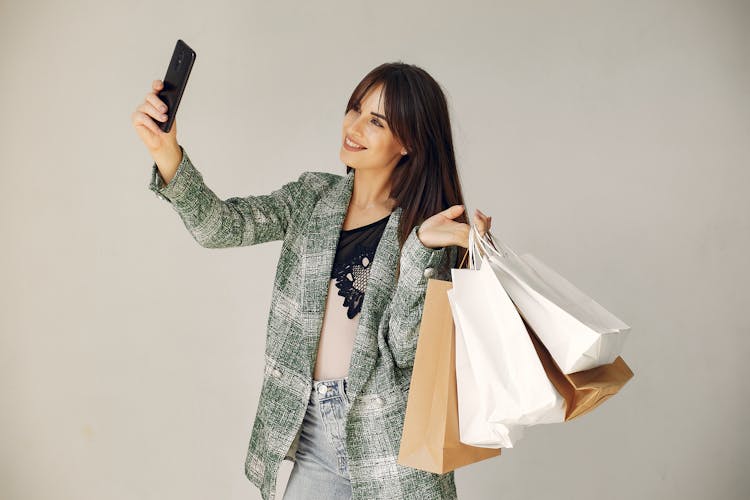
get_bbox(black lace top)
[330,213,391,319]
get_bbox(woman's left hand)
[416,205,492,249]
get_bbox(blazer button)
[423,267,435,278]
[373,397,383,407]
[272,368,281,378]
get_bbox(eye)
[352,103,384,128]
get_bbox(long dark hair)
[344,61,470,273]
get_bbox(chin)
[340,151,361,167]
[339,151,350,165]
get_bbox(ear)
[397,139,409,156]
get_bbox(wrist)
[151,144,183,184]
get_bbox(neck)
[350,168,397,211]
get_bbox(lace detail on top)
[330,213,390,319]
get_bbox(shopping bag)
[522,314,635,420]
[397,278,501,474]
[475,229,631,373]
[447,286,525,448]
[449,229,565,443]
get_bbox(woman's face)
[340,83,407,172]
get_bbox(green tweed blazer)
[148,145,459,499]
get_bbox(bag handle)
[473,226,515,262]
[451,222,496,271]
[453,215,486,270]
[467,223,492,270]
[455,213,503,270]
[473,227,553,288]
[458,244,469,269]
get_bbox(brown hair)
[344,61,470,273]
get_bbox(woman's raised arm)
[147,147,326,248]
[134,79,333,248]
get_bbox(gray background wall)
[1,0,747,498]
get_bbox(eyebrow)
[355,101,388,122]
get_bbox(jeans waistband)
[311,377,349,401]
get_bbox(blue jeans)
[282,377,352,500]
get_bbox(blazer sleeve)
[148,145,322,248]
[386,225,459,370]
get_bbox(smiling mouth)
[344,136,367,150]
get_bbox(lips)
[344,135,366,150]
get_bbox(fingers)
[147,93,168,114]
[146,83,168,114]
[473,208,492,236]
[474,208,491,223]
[437,205,492,239]
[132,110,163,136]
[140,102,167,125]
[441,204,465,219]
[444,205,491,225]
[132,80,168,133]
[132,80,173,148]
[147,79,168,115]
[139,99,168,124]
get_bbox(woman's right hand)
[131,79,178,153]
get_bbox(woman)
[132,61,492,500]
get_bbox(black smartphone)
[157,39,196,133]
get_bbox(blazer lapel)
[300,170,403,404]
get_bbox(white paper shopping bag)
[448,231,565,443]
[447,287,524,448]
[476,230,631,374]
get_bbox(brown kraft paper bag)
[397,278,501,474]
[521,314,634,420]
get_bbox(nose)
[348,114,368,141]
